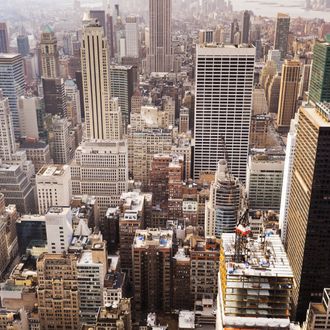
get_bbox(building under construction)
[216,231,294,329]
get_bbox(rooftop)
[133,229,173,249]
[120,191,145,214]
[104,271,124,290]
[222,232,293,278]
[37,165,69,177]
[179,311,195,329]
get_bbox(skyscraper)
[37,253,80,329]
[309,37,330,104]
[242,10,250,44]
[110,65,137,129]
[0,89,16,161]
[193,44,255,182]
[125,16,139,58]
[147,0,173,73]
[274,13,290,59]
[132,228,173,313]
[285,103,330,322]
[277,60,300,132]
[17,35,30,57]
[205,160,244,238]
[42,77,66,116]
[40,26,59,79]
[0,54,25,137]
[279,115,298,244]
[81,20,112,140]
[0,22,9,53]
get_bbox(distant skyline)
[234,0,330,20]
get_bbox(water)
[233,0,330,20]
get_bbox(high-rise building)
[230,19,240,44]
[0,162,35,213]
[217,233,293,329]
[45,206,73,253]
[132,228,173,313]
[242,10,250,44]
[70,140,128,217]
[17,35,30,57]
[36,165,72,214]
[147,0,173,73]
[18,95,41,139]
[268,74,281,113]
[42,77,67,116]
[106,13,115,59]
[81,20,112,140]
[109,65,137,129]
[48,116,74,164]
[274,13,290,59]
[0,90,16,161]
[40,26,59,79]
[75,236,108,324]
[277,60,300,132]
[205,160,245,238]
[0,54,25,137]
[309,37,330,104]
[285,103,330,322]
[173,249,192,310]
[0,22,9,53]
[193,44,255,182]
[119,191,146,277]
[125,16,139,58]
[299,64,311,99]
[128,129,172,187]
[65,79,82,125]
[37,253,80,329]
[247,151,285,210]
[279,115,298,243]
[190,237,220,301]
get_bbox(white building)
[193,44,255,182]
[279,115,298,243]
[246,151,285,211]
[45,206,73,253]
[36,165,72,214]
[125,16,139,58]
[0,89,16,161]
[18,95,41,139]
[70,140,128,217]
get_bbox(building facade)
[193,44,255,182]
[285,103,330,322]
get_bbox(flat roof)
[222,233,293,278]
[37,165,68,176]
[133,228,173,249]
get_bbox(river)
[232,0,330,20]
